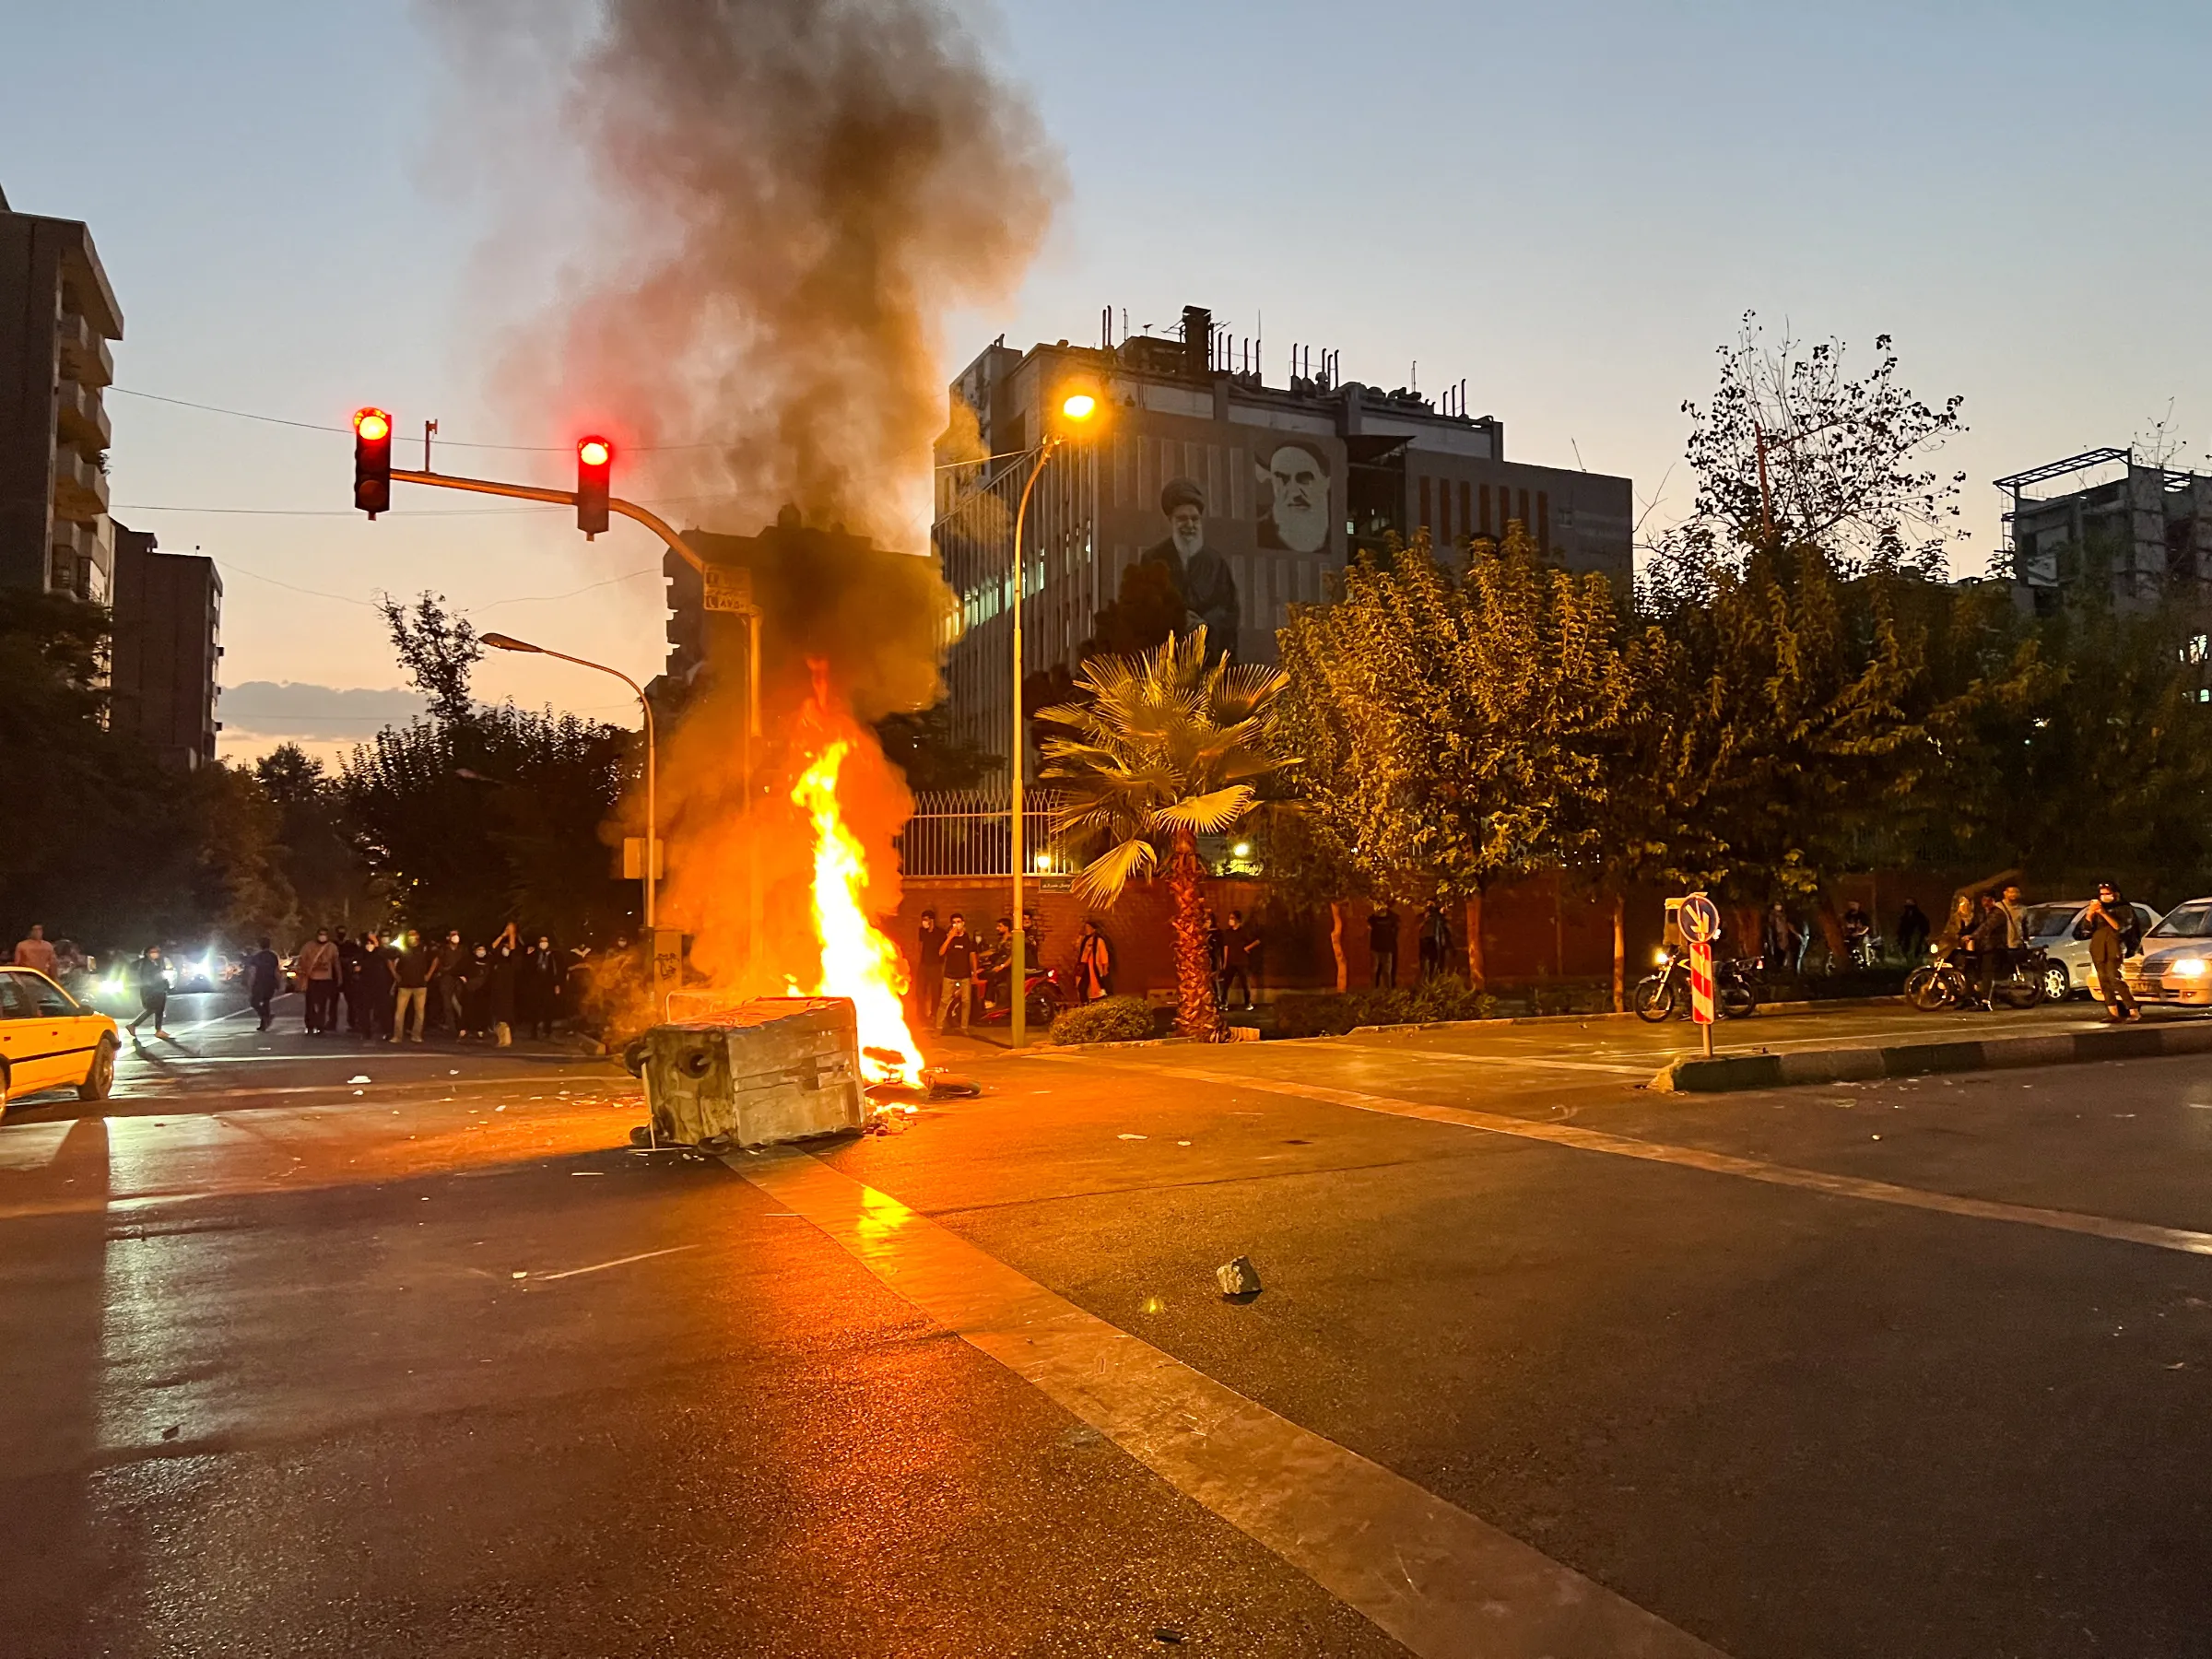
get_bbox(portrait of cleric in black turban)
[1139,476,1239,661]
[1255,440,1332,554]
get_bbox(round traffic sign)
[1680,893,1722,944]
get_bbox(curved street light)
[1006,387,1100,1047]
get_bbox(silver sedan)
[2122,898,2212,1008]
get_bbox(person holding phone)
[2079,881,2142,1021]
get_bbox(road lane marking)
[1099,1061,2212,1260]
[1323,1044,1652,1077]
[726,1147,1721,1659]
[532,1244,695,1281]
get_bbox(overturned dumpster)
[639,997,867,1149]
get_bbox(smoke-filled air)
[427,0,1063,1028]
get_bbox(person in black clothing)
[334,928,364,1033]
[982,918,1016,1011]
[125,945,171,1041]
[938,914,975,1031]
[244,936,281,1030]
[912,911,941,1026]
[521,935,565,1040]
[1895,899,1930,964]
[1971,893,2012,1009]
[431,930,467,1035]
[1369,903,1400,987]
[357,932,396,1041]
[2081,881,2142,1021]
[1218,910,1255,1010]
[487,940,519,1047]
[392,935,432,1043]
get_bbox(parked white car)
[2019,899,2165,1002]
[2124,898,2212,1009]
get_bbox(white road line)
[727,1147,1722,1659]
[0,1121,76,1171]
[1103,1060,2212,1260]
[532,1244,695,1281]
[1321,1043,1652,1077]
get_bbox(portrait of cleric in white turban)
[1256,440,1332,555]
[1140,477,1239,660]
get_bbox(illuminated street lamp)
[1008,388,1100,1047]
[480,631,658,930]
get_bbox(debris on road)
[1216,1255,1262,1298]
[1120,1133,1148,1141]
[348,1075,371,1084]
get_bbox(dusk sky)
[6,0,2206,761]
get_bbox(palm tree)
[1038,629,1288,1041]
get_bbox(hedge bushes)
[1273,980,1500,1039]
[1047,995,1160,1046]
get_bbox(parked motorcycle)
[969,966,1071,1029]
[1904,945,2047,1012]
[1632,947,1759,1023]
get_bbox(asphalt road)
[4,994,2210,1656]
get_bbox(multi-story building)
[1997,448,2212,614]
[110,523,222,770]
[0,184,122,600]
[931,304,1634,758]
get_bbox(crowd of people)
[259,924,590,1044]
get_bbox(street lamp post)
[480,632,658,930]
[1006,390,1098,1049]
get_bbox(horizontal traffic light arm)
[388,467,714,579]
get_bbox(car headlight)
[2174,958,2208,979]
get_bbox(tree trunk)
[1328,900,1347,993]
[1611,890,1626,1012]
[1462,888,1486,992]
[1168,830,1227,1041]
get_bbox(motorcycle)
[1632,947,1759,1023]
[1904,944,2046,1012]
[968,965,1071,1029]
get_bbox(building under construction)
[1997,448,2212,613]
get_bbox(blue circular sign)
[1680,893,1722,944]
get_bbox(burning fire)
[790,738,924,1087]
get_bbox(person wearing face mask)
[521,934,565,1040]
[430,930,468,1038]
[460,944,492,1041]
[486,934,519,1048]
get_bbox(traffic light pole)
[384,466,765,974]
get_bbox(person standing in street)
[1971,893,2012,1009]
[297,928,340,1034]
[1075,919,1114,1003]
[12,924,57,976]
[244,936,281,1030]
[335,928,367,1035]
[358,933,396,1041]
[1370,902,1400,987]
[938,914,975,1032]
[2080,881,2142,1021]
[1218,910,1255,1011]
[392,934,432,1043]
[486,937,519,1047]
[431,930,467,1037]
[912,910,941,1027]
[1896,899,1930,963]
[521,935,564,1040]
[125,945,171,1041]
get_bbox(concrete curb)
[1349,994,1906,1040]
[1650,1017,2212,1093]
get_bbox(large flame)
[790,738,924,1087]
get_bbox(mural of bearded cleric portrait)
[1139,477,1240,661]
[1254,438,1334,556]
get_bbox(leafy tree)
[1276,529,1628,989]
[1672,314,1967,574]
[253,743,382,933]
[1039,629,1287,1040]
[339,703,636,943]
[378,592,481,724]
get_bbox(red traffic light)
[353,407,394,518]
[575,434,612,536]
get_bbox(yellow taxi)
[0,967,119,1107]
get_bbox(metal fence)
[899,790,1078,879]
